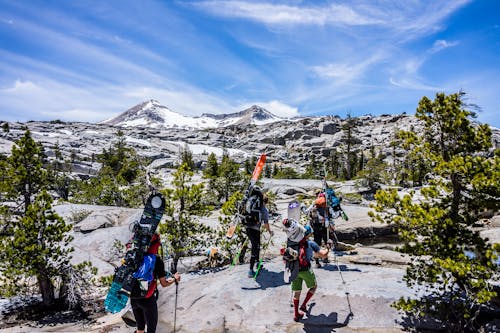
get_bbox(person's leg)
[291,273,304,321]
[322,228,329,263]
[143,297,158,333]
[300,270,318,311]
[131,299,146,333]
[313,230,322,267]
[248,229,260,272]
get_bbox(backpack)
[309,207,323,228]
[242,191,263,226]
[132,234,161,298]
[315,193,327,208]
[326,188,341,211]
[132,254,157,298]
[283,238,310,272]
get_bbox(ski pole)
[254,233,273,279]
[331,231,353,318]
[173,279,178,333]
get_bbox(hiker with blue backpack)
[130,233,181,333]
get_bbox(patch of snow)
[124,136,151,147]
[187,143,247,157]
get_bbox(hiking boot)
[293,312,304,322]
[248,270,255,278]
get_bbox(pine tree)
[358,151,388,191]
[203,152,219,178]
[159,163,213,272]
[180,143,195,171]
[216,153,242,202]
[340,113,359,180]
[216,192,246,263]
[72,132,150,207]
[47,142,73,200]
[370,92,499,331]
[0,130,93,307]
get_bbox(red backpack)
[298,239,310,271]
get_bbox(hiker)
[245,188,273,277]
[291,225,329,322]
[307,205,329,268]
[130,234,181,333]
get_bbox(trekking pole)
[254,233,273,279]
[331,230,353,318]
[330,230,345,284]
[173,278,179,333]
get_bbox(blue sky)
[0,0,499,127]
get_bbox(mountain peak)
[102,101,285,129]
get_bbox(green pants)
[291,269,317,291]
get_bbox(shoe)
[315,262,321,268]
[248,270,255,278]
[300,304,307,312]
[323,258,330,263]
[293,312,304,322]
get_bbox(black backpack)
[242,193,262,225]
[309,207,323,228]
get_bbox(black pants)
[246,227,261,270]
[131,295,158,333]
[312,224,327,247]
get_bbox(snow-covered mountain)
[101,100,285,129]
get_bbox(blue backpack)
[133,254,157,298]
[326,188,341,211]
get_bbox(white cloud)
[193,1,383,26]
[193,1,471,41]
[430,39,459,53]
[249,100,299,118]
[389,77,442,91]
[311,53,386,83]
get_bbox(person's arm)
[261,206,273,236]
[264,222,273,236]
[159,272,180,287]
[312,241,329,259]
[316,248,329,259]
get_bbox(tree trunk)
[38,274,55,306]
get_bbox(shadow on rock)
[302,310,349,333]
[322,263,361,272]
[254,269,289,289]
[302,302,353,330]
[240,269,288,290]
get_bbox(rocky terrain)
[0,105,424,177]
[0,178,498,333]
[0,104,499,332]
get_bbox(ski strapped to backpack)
[226,154,266,239]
